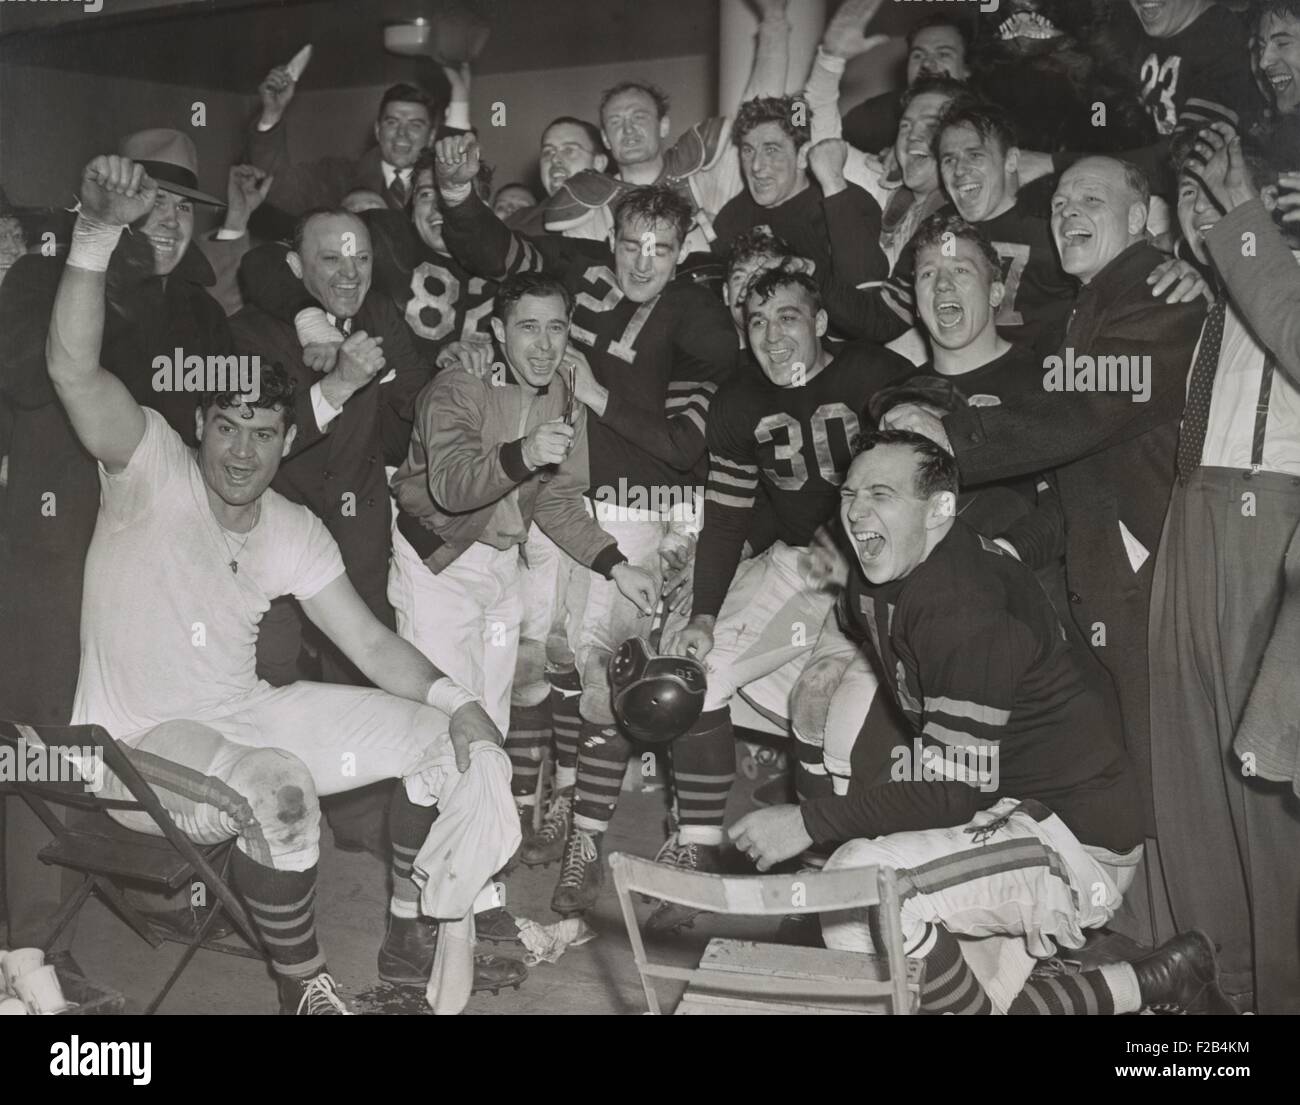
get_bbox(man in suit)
[245,62,469,217]
[230,209,431,855]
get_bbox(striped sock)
[550,684,582,790]
[505,699,552,800]
[672,708,736,844]
[388,787,439,919]
[1008,967,1119,1015]
[230,850,325,980]
[914,923,994,1014]
[574,718,631,832]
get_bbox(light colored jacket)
[392,365,624,577]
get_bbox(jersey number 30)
[754,403,859,491]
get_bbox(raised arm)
[735,0,793,108]
[46,155,150,474]
[804,0,890,144]
[435,133,592,284]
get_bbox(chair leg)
[38,876,95,951]
[144,896,232,1015]
[94,876,165,948]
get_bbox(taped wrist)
[294,307,343,348]
[440,181,473,206]
[67,214,125,273]
[425,676,481,716]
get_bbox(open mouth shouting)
[1058,220,1094,256]
[223,462,257,488]
[851,526,887,563]
[933,298,965,330]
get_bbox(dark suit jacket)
[228,292,431,610]
[244,120,399,216]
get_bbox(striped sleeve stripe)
[709,469,759,491]
[705,489,755,509]
[924,696,1011,727]
[502,235,543,275]
[708,452,757,473]
[668,380,716,395]
[922,721,999,751]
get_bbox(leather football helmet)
[608,635,706,744]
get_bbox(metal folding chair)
[0,719,268,1013]
[610,851,924,1015]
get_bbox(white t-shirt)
[71,409,346,740]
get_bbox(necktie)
[1176,299,1226,482]
[389,173,409,209]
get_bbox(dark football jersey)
[978,179,1077,357]
[712,180,890,342]
[366,209,496,362]
[440,193,738,500]
[694,340,912,617]
[1128,4,1258,137]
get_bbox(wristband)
[67,214,125,273]
[294,307,344,348]
[425,676,481,716]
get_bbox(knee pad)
[226,747,320,866]
[790,654,854,748]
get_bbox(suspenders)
[1249,356,1277,473]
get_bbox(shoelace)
[297,972,352,1015]
[558,828,597,889]
[675,841,700,871]
[652,833,681,866]
[537,793,573,843]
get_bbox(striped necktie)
[389,172,410,209]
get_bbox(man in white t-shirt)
[49,152,525,1015]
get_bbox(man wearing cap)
[0,128,236,943]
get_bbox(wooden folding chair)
[610,851,924,1015]
[0,719,268,1013]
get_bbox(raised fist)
[258,65,296,127]
[434,133,482,191]
[80,155,158,227]
[808,138,850,194]
[332,330,386,392]
[522,418,576,469]
[224,164,273,233]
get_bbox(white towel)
[409,742,519,1014]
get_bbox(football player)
[433,133,738,916]
[646,269,910,931]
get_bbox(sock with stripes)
[1007,964,1127,1015]
[550,683,582,791]
[505,699,552,803]
[913,923,994,1014]
[671,708,736,846]
[387,786,440,919]
[230,849,325,981]
[915,923,1135,1015]
[573,718,632,833]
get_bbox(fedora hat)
[118,128,224,206]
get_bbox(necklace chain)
[216,500,261,574]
